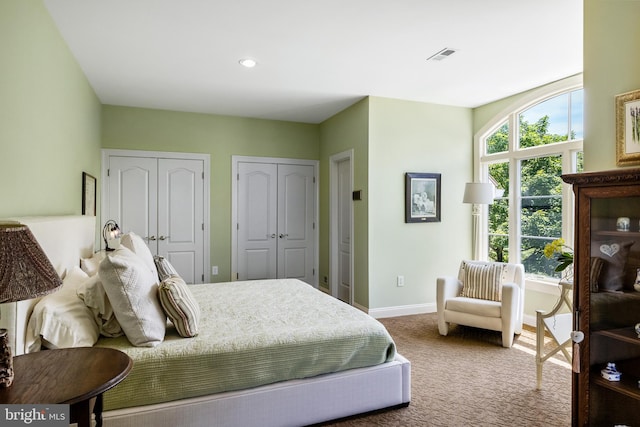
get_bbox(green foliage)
[487,115,568,277]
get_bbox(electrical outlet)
[397,275,404,287]
[212,266,219,275]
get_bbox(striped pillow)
[158,275,201,338]
[154,255,179,282]
[461,262,505,302]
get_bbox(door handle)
[268,234,276,239]
[279,233,288,239]
[159,235,170,241]
[146,235,157,241]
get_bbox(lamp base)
[0,328,14,387]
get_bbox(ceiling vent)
[427,48,457,61]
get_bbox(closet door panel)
[158,158,204,284]
[237,162,278,281]
[277,164,315,283]
[107,156,158,251]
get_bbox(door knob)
[159,235,170,240]
[146,235,156,241]
[279,233,288,239]
[268,234,276,238]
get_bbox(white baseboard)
[523,313,536,328]
[367,303,539,329]
[368,303,436,319]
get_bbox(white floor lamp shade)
[463,183,495,260]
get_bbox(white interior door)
[277,164,315,284]
[236,160,316,285]
[330,150,354,304]
[106,154,206,283]
[107,156,158,249]
[157,158,204,284]
[237,162,278,280]
[337,158,352,303]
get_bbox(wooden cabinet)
[563,169,640,426]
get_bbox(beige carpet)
[319,313,572,427]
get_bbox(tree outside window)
[482,88,583,280]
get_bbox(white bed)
[0,215,411,427]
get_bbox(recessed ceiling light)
[239,58,257,68]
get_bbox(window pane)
[571,89,584,140]
[488,162,509,262]
[576,151,584,172]
[520,156,563,277]
[486,122,508,154]
[519,94,570,148]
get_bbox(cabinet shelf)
[594,327,640,346]
[594,230,640,238]
[592,372,640,401]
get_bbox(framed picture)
[405,172,441,223]
[82,172,96,216]
[616,89,640,166]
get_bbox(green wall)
[0,0,101,219]
[583,0,640,171]
[101,106,320,282]
[319,98,370,306]
[368,97,473,310]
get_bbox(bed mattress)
[96,279,396,411]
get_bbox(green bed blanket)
[96,279,396,411]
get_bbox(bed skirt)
[103,353,411,427]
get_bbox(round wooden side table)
[0,347,132,427]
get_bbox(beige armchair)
[437,260,525,348]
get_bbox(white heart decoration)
[600,243,620,258]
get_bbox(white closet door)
[107,156,158,250]
[237,162,278,280]
[277,164,315,284]
[106,154,205,284]
[157,158,204,284]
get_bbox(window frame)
[474,75,583,293]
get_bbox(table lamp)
[102,220,122,251]
[0,222,62,387]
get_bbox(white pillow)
[99,247,166,347]
[80,252,106,276]
[76,275,123,338]
[120,232,158,279]
[26,267,99,352]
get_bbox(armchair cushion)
[446,297,501,318]
[460,261,506,302]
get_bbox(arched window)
[476,77,583,285]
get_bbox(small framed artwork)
[405,172,441,223]
[82,172,96,216]
[616,89,640,166]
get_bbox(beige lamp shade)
[463,182,495,205]
[0,223,62,303]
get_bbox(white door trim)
[101,149,211,282]
[231,155,319,286]
[329,150,354,305]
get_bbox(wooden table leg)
[70,399,91,427]
[94,394,104,427]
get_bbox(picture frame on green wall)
[616,89,640,166]
[82,172,96,216]
[405,172,441,223]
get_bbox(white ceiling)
[43,0,583,124]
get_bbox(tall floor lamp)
[463,183,496,260]
[0,222,62,387]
